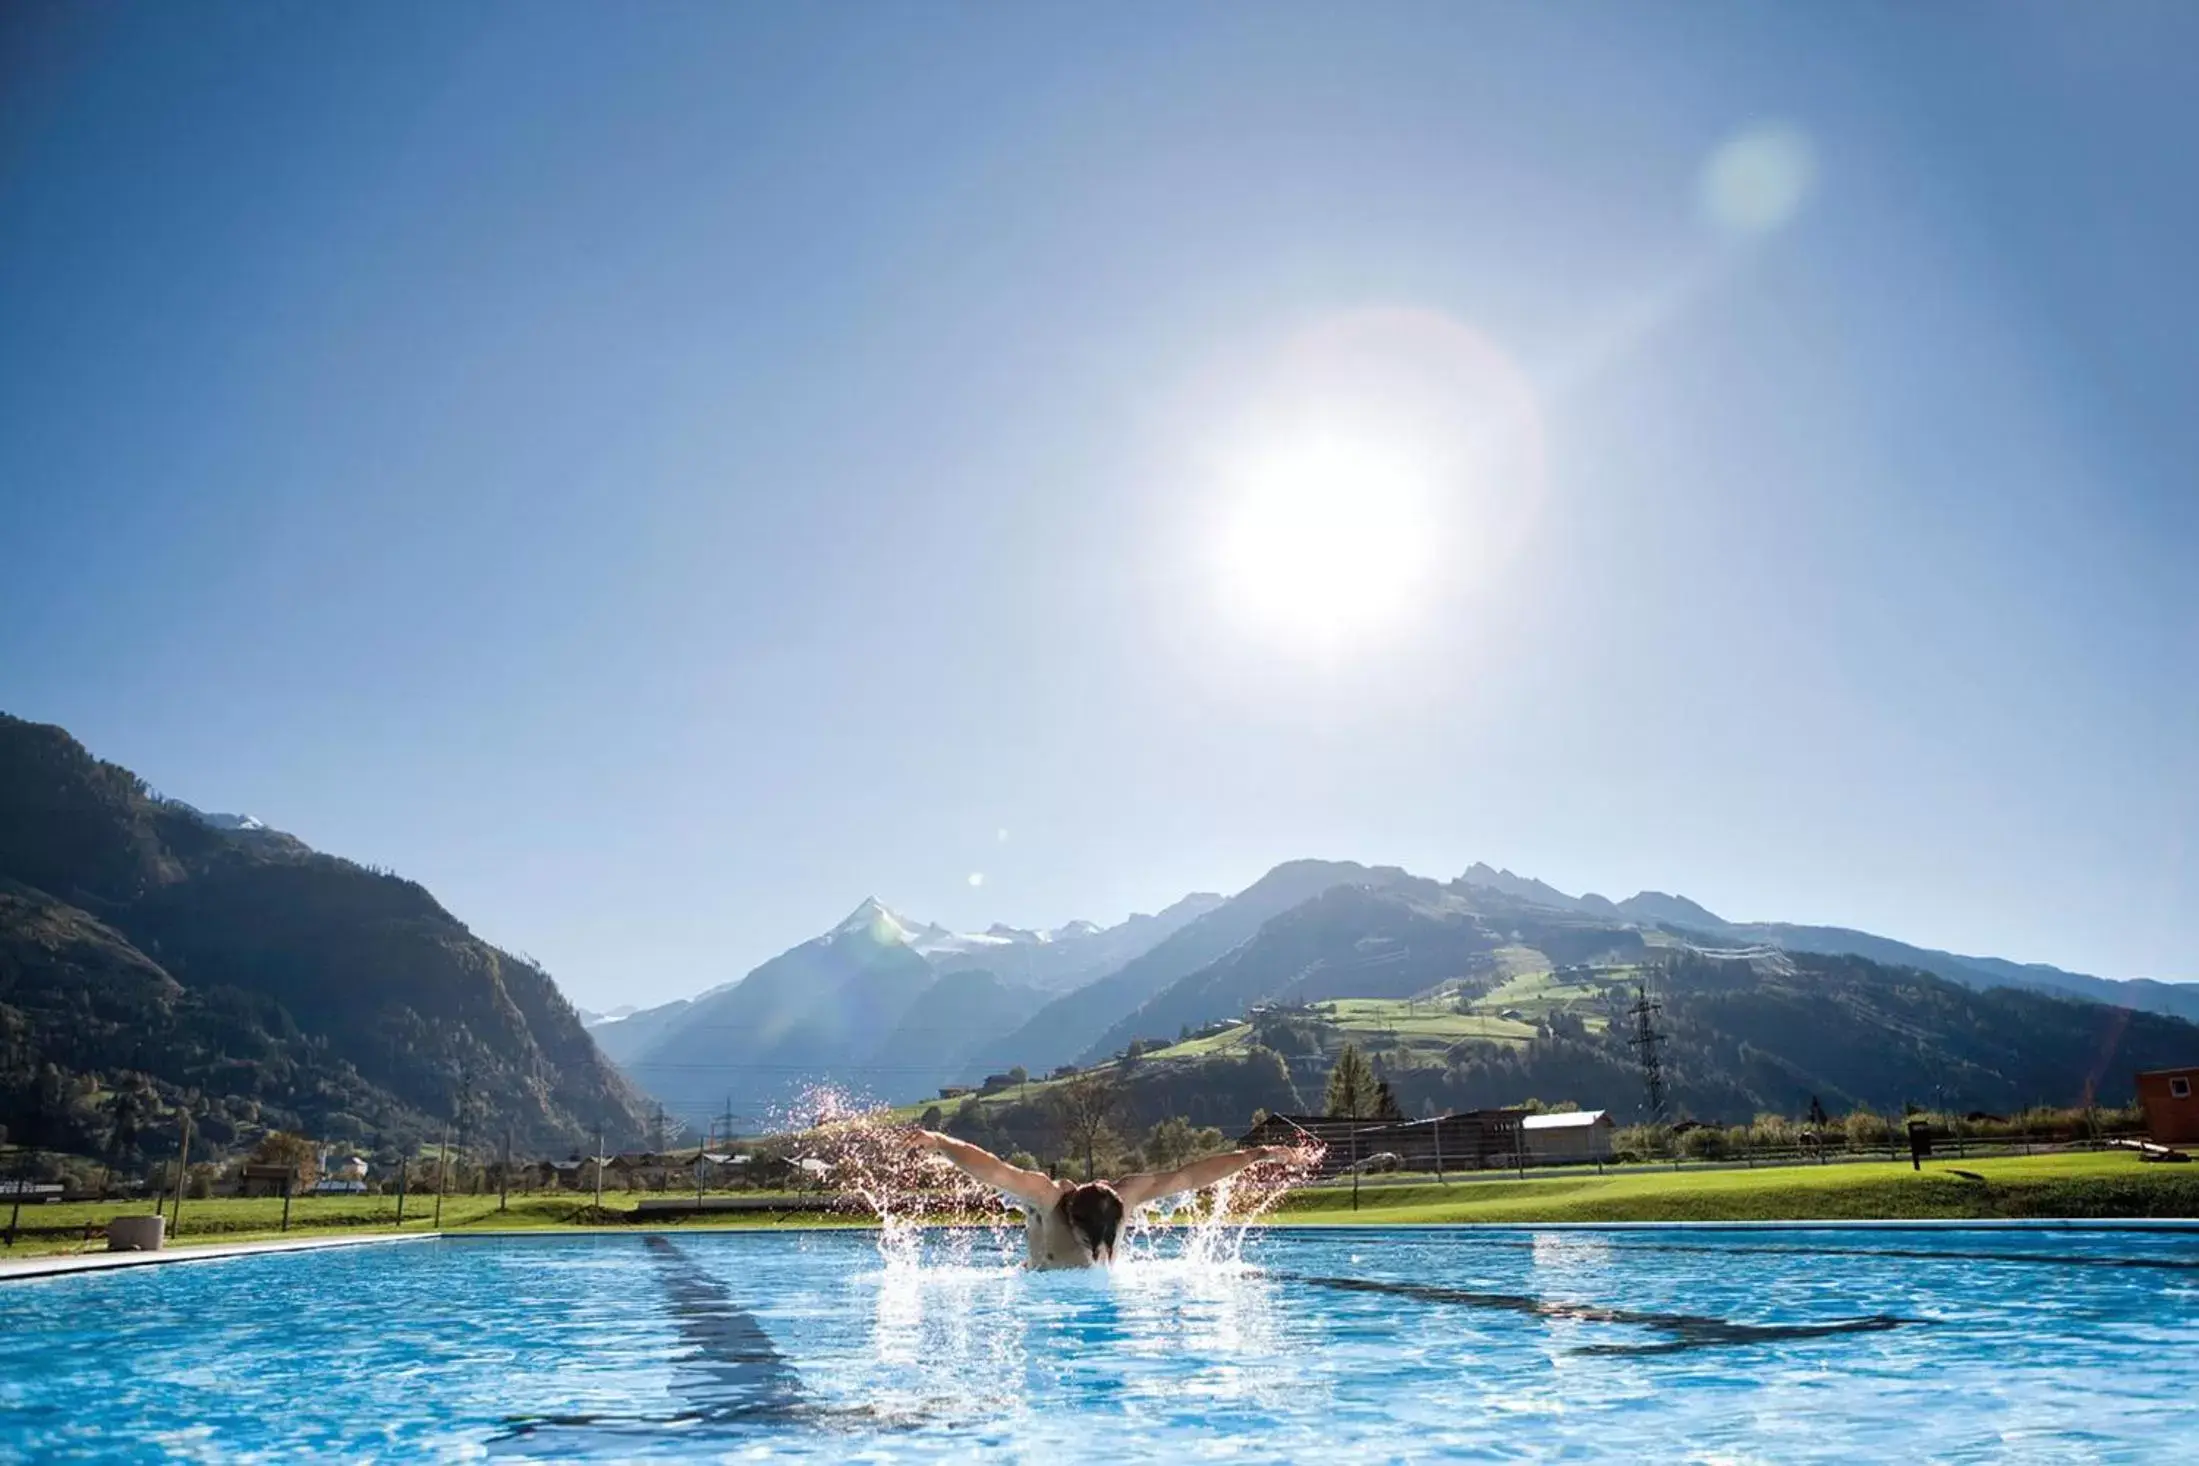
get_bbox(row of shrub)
[1609,1102,2146,1163]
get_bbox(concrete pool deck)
[0,1230,437,1281]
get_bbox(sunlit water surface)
[3,1226,2194,1461]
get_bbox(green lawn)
[1312,997,1538,1046]
[0,1189,836,1258]
[6,1152,2190,1262]
[1465,968,1617,1031]
[1277,1151,2199,1224]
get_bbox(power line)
[1626,980,1668,1125]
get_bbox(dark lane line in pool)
[1278,1273,1922,1357]
[1457,1238,2199,1273]
[491,1235,813,1449]
[639,1234,808,1420]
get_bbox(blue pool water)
[3,1226,2195,1461]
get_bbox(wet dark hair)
[1059,1182,1125,1257]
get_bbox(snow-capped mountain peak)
[176,803,269,833]
[827,901,1125,959]
[832,898,927,945]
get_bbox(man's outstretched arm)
[1114,1146,1295,1210]
[910,1130,1063,1210]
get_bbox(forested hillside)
[999,946,2199,1128]
[0,713,650,1164]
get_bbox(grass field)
[5,1152,2191,1261]
[0,1190,842,1258]
[1278,1151,2199,1224]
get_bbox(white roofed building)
[1520,1110,1615,1165]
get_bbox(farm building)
[1238,1110,1526,1177]
[2136,1067,2199,1145]
[1520,1110,1615,1164]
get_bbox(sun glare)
[1216,437,1437,646]
[1189,307,1547,658]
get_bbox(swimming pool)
[3,1225,2193,1460]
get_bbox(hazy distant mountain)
[617,899,970,1125]
[1723,922,2199,1025]
[964,860,1419,1079]
[924,892,1226,992]
[875,968,1049,1096]
[599,890,1228,1112]
[1458,863,1589,912]
[1445,864,2198,1024]
[585,997,697,1066]
[0,713,650,1159]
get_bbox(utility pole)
[1626,982,1668,1127]
[593,1124,604,1212]
[4,1145,22,1247]
[501,1125,512,1212]
[171,1107,193,1237]
[454,1069,475,1196]
[651,1102,667,1190]
[433,1122,449,1229]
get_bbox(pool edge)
[8,1216,2195,1279]
[0,1230,438,1281]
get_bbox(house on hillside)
[1521,1110,1615,1164]
[1238,1111,1526,1176]
[2136,1067,2199,1145]
[314,1154,369,1193]
[235,1163,298,1198]
[536,1159,586,1190]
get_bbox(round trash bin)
[107,1214,166,1251]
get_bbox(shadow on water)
[1280,1274,1924,1357]
[490,1235,912,1453]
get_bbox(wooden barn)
[1238,1110,1526,1177]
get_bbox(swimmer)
[909,1130,1300,1269]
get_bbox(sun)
[1214,435,1438,647]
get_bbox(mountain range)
[601,894,1226,1125]
[8,706,2192,1156]
[0,713,650,1163]
[597,858,2197,1127]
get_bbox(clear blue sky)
[4,3,2193,1008]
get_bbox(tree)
[1372,1078,1405,1121]
[918,1106,944,1130]
[1324,1043,1379,1119]
[1049,1074,1123,1180]
[949,1097,988,1140]
[1145,1116,1226,1170]
[1006,1066,1028,1085]
[249,1131,319,1190]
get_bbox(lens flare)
[1700,123,1816,236]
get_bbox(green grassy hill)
[903,944,2199,1134]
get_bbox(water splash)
[792,1088,1017,1267]
[792,1086,1325,1271]
[1133,1140,1326,1268]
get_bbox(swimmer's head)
[1059,1182,1125,1262]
